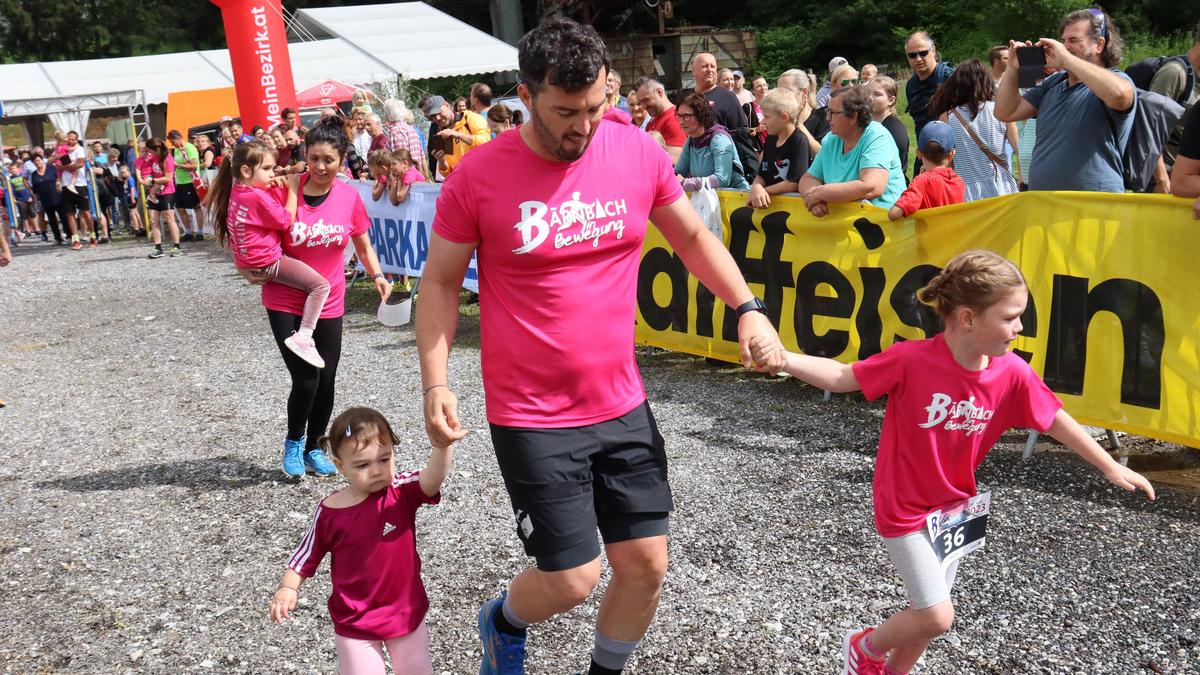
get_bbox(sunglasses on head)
[1087,7,1108,38]
[906,49,931,60]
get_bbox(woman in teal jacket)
[674,91,750,191]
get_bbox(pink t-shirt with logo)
[261,175,370,319]
[434,116,683,427]
[852,333,1062,537]
[288,470,440,640]
[227,184,290,269]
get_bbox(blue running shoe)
[304,448,337,477]
[282,438,305,479]
[478,592,527,675]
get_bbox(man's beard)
[530,108,594,162]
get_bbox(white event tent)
[0,1,518,138]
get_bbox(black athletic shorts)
[63,186,90,212]
[149,193,176,212]
[490,400,673,572]
[174,182,200,209]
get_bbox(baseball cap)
[828,56,848,74]
[421,95,447,116]
[732,69,745,79]
[918,121,955,153]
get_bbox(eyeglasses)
[676,112,696,120]
[839,78,860,86]
[827,109,847,117]
[1087,8,1108,38]
[906,49,931,60]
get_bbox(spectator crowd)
[5,8,1200,266]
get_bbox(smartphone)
[1017,46,1046,88]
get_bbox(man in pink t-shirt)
[417,16,785,675]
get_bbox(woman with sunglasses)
[796,84,906,217]
[673,91,750,191]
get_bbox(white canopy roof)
[0,1,515,116]
[292,2,519,80]
[0,39,391,112]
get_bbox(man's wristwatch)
[735,297,767,317]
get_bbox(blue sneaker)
[282,438,305,479]
[303,448,337,477]
[478,592,527,674]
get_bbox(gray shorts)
[884,530,961,609]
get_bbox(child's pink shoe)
[284,334,325,368]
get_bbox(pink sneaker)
[284,334,325,368]
[842,627,886,675]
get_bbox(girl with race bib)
[269,407,453,675]
[747,250,1155,675]
[205,140,331,369]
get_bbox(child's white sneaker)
[284,333,325,368]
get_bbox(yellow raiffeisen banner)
[635,190,1200,447]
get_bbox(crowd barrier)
[358,179,1200,448]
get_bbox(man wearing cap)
[422,95,490,178]
[816,57,848,107]
[888,121,966,220]
[732,70,755,106]
[903,32,955,175]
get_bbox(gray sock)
[501,597,529,631]
[592,630,639,671]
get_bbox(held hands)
[269,587,297,623]
[1104,464,1157,501]
[738,312,786,375]
[801,185,829,216]
[424,386,469,448]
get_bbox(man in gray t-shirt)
[996,8,1135,192]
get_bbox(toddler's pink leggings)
[334,620,432,675]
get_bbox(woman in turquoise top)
[797,84,906,214]
[674,91,750,191]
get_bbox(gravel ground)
[1,235,1198,675]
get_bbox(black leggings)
[267,310,343,449]
[42,202,67,241]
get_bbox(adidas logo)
[382,522,396,536]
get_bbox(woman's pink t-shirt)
[852,333,1062,537]
[288,470,440,640]
[433,114,683,428]
[227,184,290,269]
[261,175,370,319]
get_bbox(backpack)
[1120,87,1186,192]
[730,126,761,184]
[1125,56,1195,105]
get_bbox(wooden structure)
[607,28,757,96]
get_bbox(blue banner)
[352,181,479,292]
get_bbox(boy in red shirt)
[888,121,965,220]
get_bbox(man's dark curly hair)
[518,15,611,95]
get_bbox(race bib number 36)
[925,492,991,571]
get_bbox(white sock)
[297,327,314,339]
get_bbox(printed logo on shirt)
[291,218,347,248]
[382,522,396,537]
[512,191,629,255]
[919,393,995,436]
[773,159,791,182]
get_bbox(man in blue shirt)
[996,8,1135,192]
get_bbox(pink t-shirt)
[227,184,290,269]
[434,114,683,427]
[400,166,424,186]
[288,470,440,640]
[261,175,370,319]
[853,333,1062,537]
